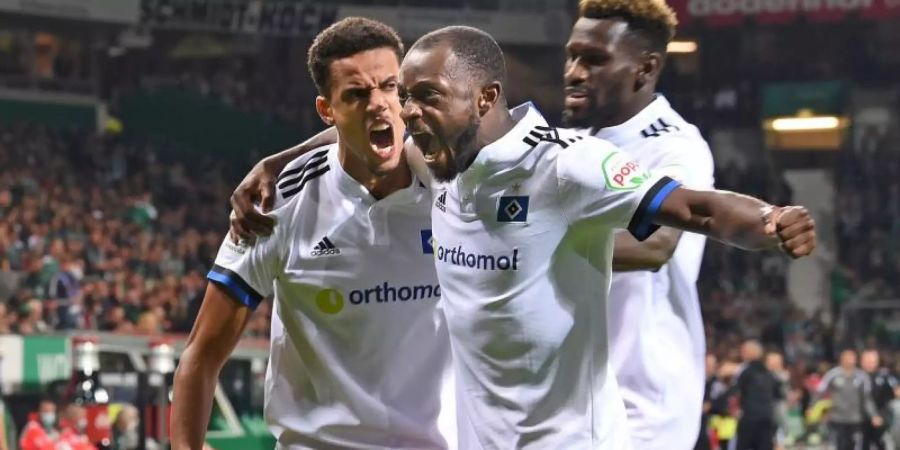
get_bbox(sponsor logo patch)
[602,152,651,191]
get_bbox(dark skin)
[229,19,681,271]
[563,17,681,271]
[400,43,516,182]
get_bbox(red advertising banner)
[669,0,900,26]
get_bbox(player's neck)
[338,144,412,201]
[592,91,656,133]
[475,105,516,154]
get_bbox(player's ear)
[315,96,335,126]
[478,82,502,116]
[635,51,662,91]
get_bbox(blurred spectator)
[0,395,9,450]
[765,350,790,450]
[815,349,882,450]
[861,349,897,450]
[112,404,139,450]
[19,398,58,450]
[732,340,780,450]
[890,385,900,448]
[58,404,96,450]
[696,353,724,450]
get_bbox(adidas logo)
[435,191,447,212]
[311,237,341,257]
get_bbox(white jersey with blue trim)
[411,103,679,450]
[208,144,455,450]
[593,95,715,450]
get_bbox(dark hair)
[307,17,404,97]
[411,26,507,88]
[579,0,678,54]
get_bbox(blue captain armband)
[207,264,264,309]
[627,176,681,241]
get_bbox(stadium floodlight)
[771,116,841,131]
[667,40,698,53]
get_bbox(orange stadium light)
[770,116,841,131]
[667,40,698,54]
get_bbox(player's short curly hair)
[307,17,404,97]
[411,26,507,89]
[578,0,678,53]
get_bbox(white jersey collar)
[329,143,427,207]
[465,102,548,177]
[593,94,675,147]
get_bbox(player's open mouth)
[369,122,394,158]
[410,132,437,163]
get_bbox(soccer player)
[393,26,812,449]
[562,1,715,447]
[170,18,455,450]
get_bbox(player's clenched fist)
[764,206,816,258]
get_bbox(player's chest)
[279,211,440,319]
[285,207,435,278]
[429,180,566,277]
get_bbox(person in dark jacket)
[733,339,781,450]
[861,350,897,450]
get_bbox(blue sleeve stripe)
[207,265,263,309]
[627,177,681,241]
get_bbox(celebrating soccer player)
[562,1,714,448]
[170,18,455,450]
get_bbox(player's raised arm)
[557,136,814,258]
[653,187,816,257]
[229,126,338,239]
[171,283,253,450]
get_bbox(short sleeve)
[207,230,283,310]
[557,136,680,241]
[652,136,715,190]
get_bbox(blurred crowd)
[0,124,272,338]
[698,341,899,450]
[11,397,141,450]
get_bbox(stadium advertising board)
[140,0,338,37]
[0,0,140,24]
[337,5,571,45]
[670,0,900,25]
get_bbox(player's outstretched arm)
[653,187,816,257]
[171,283,253,450]
[612,228,682,271]
[229,126,338,240]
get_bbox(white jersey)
[596,96,715,449]
[208,144,454,450]
[412,103,680,450]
